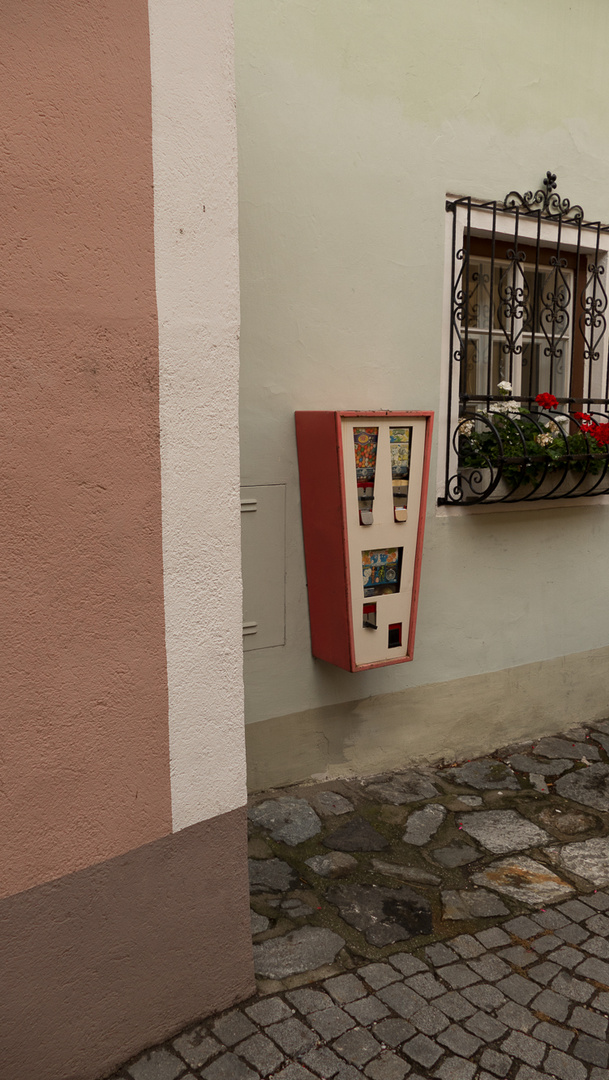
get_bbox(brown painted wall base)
[0,806,254,1080]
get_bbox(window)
[441,173,609,505]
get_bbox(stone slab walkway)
[105,719,609,1080]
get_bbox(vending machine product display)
[295,411,433,672]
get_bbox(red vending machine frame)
[295,410,433,672]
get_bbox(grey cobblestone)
[172,1031,221,1069]
[272,1065,317,1080]
[531,987,571,1021]
[592,989,609,1011]
[388,954,427,977]
[401,1033,443,1068]
[437,963,480,989]
[501,1031,546,1067]
[376,982,425,1018]
[532,1021,574,1050]
[309,1005,356,1039]
[496,1000,536,1031]
[476,927,511,948]
[235,1032,284,1075]
[479,1048,512,1077]
[302,1045,345,1078]
[576,954,609,984]
[531,935,561,955]
[332,1027,382,1066]
[462,983,506,1012]
[325,975,368,1004]
[126,1049,186,1080]
[403,972,445,999]
[358,963,401,990]
[364,1050,410,1080]
[201,1053,259,1080]
[498,945,537,967]
[573,1032,609,1067]
[555,923,590,946]
[583,934,609,958]
[287,988,333,1014]
[437,1022,482,1057]
[544,1047,587,1079]
[464,1010,507,1041]
[504,916,541,939]
[548,945,584,969]
[585,891,609,910]
[532,910,571,930]
[372,1018,416,1046]
[434,1057,476,1080]
[448,933,485,958]
[552,971,595,1002]
[266,1017,317,1057]
[467,954,511,981]
[571,1004,608,1038]
[410,1004,450,1035]
[497,973,538,1005]
[529,961,561,985]
[433,990,478,1019]
[345,996,391,1026]
[559,900,597,922]
[425,943,458,966]
[212,1011,257,1047]
[586,912,609,935]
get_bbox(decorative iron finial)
[504,171,584,222]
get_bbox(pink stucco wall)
[0,0,171,899]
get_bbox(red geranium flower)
[574,412,598,433]
[535,392,559,410]
[590,422,609,446]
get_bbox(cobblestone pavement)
[106,719,609,1080]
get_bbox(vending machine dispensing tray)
[295,411,433,672]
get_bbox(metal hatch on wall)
[240,484,286,650]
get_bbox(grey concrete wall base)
[246,646,609,791]
[0,807,254,1080]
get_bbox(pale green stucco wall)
[236,0,609,767]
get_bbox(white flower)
[535,432,554,447]
[497,380,513,394]
[458,418,474,436]
[489,400,514,415]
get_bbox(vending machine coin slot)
[388,622,402,648]
[363,603,377,629]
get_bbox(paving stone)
[326,883,432,945]
[591,1070,609,1080]
[496,1000,537,1031]
[388,954,428,977]
[127,1049,186,1080]
[529,961,561,985]
[235,1032,285,1076]
[358,962,402,990]
[464,1010,507,1041]
[251,909,271,935]
[306,852,359,878]
[547,945,583,969]
[402,1033,443,1068]
[400,973,443,1002]
[425,943,458,966]
[364,1050,411,1080]
[272,1066,317,1080]
[551,971,595,1002]
[508,755,572,776]
[172,1031,221,1070]
[503,915,542,939]
[554,922,589,945]
[437,963,480,989]
[254,926,345,979]
[558,898,597,921]
[512,1069,552,1080]
[586,911,609,934]
[456,794,484,806]
[377,982,425,1019]
[533,737,600,761]
[532,1021,574,1050]
[532,909,571,929]
[554,836,609,886]
[432,843,481,867]
[266,1017,318,1057]
[309,1004,356,1039]
[461,983,506,1012]
[246,998,293,1026]
[531,935,561,955]
[437,1022,482,1057]
[346,997,392,1026]
[433,990,478,1019]
[371,859,441,886]
[365,770,439,805]
[372,1018,416,1047]
[555,765,609,812]
[538,807,600,835]
[478,1048,512,1077]
[442,759,520,790]
[212,1011,257,1048]
[434,1058,476,1080]
[575,954,609,985]
[447,933,485,958]
[441,889,509,919]
[281,898,314,918]
[471,855,574,906]
[583,934,609,958]
[286,988,333,1015]
[467,954,511,981]
[410,1004,450,1035]
[402,804,446,846]
[585,891,609,911]
[531,987,570,1021]
[249,858,299,893]
[324,974,367,1004]
[498,944,537,967]
[593,989,609,1011]
[497,973,538,1005]
[324,818,389,852]
[544,1047,587,1079]
[476,926,511,948]
[302,1045,345,1078]
[332,1027,382,1066]
[201,1053,259,1080]
[500,1030,545,1067]
[249,797,322,846]
[571,1005,608,1038]
[458,810,549,854]
[310,791,355,816]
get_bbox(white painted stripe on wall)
[148,0,246,829]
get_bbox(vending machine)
[295,411,433,672]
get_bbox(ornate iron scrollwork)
[504,171,584,223]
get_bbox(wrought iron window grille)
[441,172,609,505]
